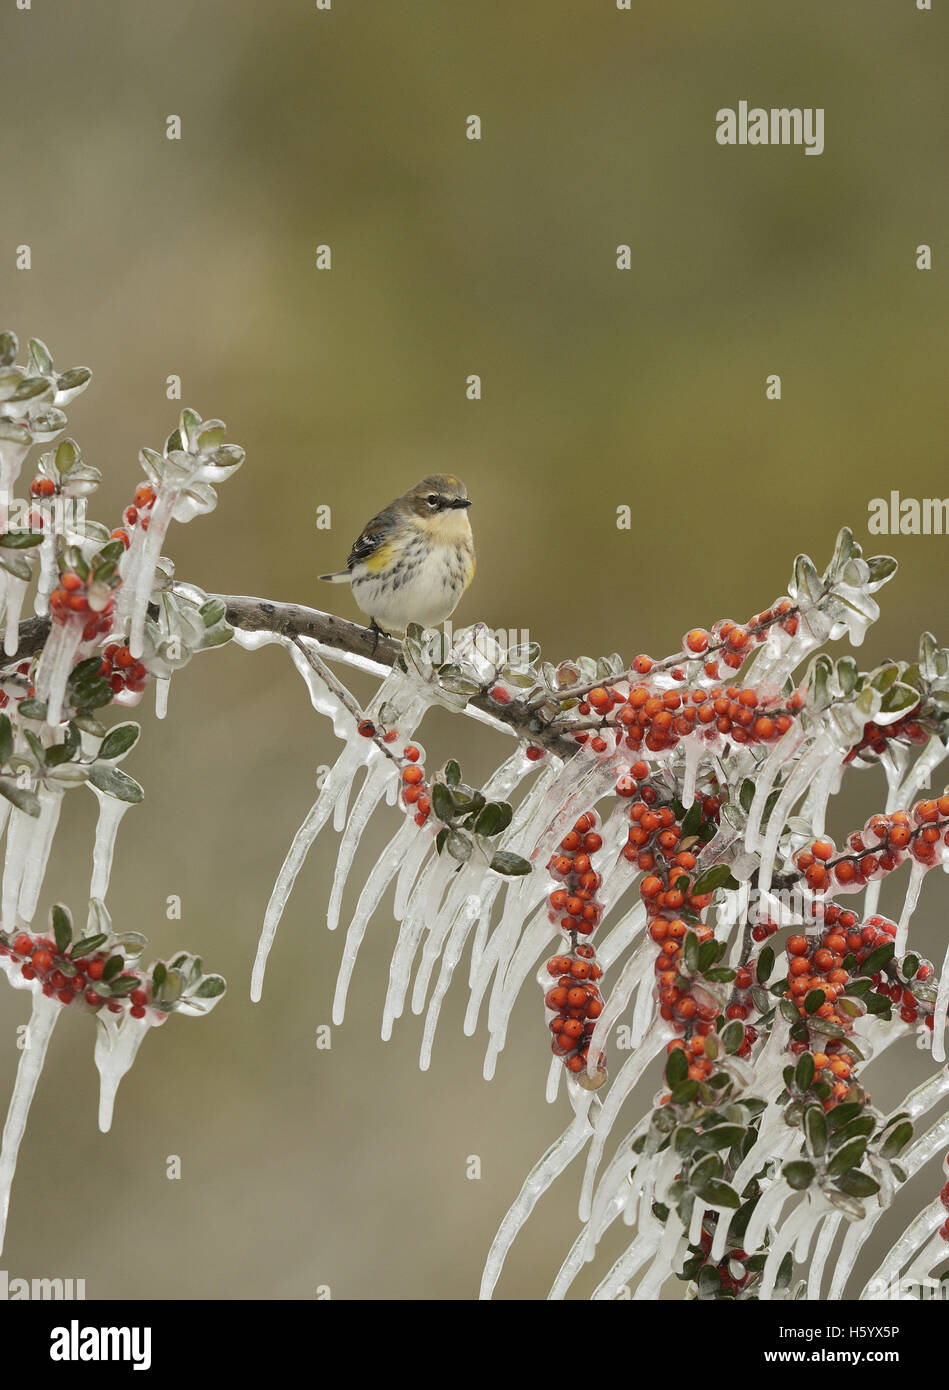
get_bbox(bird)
[319,474,475,637]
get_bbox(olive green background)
[0,0,947,1299]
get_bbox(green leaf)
[98,723,140,760]
[827,1138,869,1177]
[70,933,107,958]
[757,945,774,984]
[721,1020,744,1055]
[0,714,12,764]
[431,782,455,823]
[880,1120,913,1159]
[739,778,755,813]
[680,800,703,838]
[901,955,920,980]
[666,1047,689,1086]
[0,530,44,549]
[434,827,448,856]
[691,864,738,895]
[695,1180,740,1209]
[51,904,72,953]
[444,759,461,787]
[804,1105,828,1157]
[835,1169,880,1198]
[0,553,32,581]
[474,802,513,838]
[193,975,226,999]
[445,829,472,863]
[106,975,139,997]
[694,1124,745,1152]
[670,1080,699,1105]
[826,1102,863,1130]
[102,954,125,981]
[783,1160,816,1191]
[795,1052,815,1093]
[804,988,826,1015]
[862,943,895,974]
[490,850,531,876]
[87,765,144,803]
[199,599,227,627]
[0,780,40,816]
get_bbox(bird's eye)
[427,494,439,508]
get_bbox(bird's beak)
[451,498,472,509]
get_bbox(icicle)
[857,1200,943,1299]
[382,852,456,1039]
[479,1095,594,1300]
[16,784,64,923]
[759,1198,821,1299]
[88,785,132,902]
[2,805,33,931]
[744,723,807,856]
[799,749,842,838]
[680,738,703,810]
[333,819,416,1026]
[807,1211,842,1299]
[757,739,831,897]
[326,760,396,931]
[578,1022,671,1222]
[128,487,178,658]
[419,893,484,1071]
[111,519,150,638]
[586,938,653,1084]
[34,615,84,726]
[3,575,28,657]
[550,1191,627,1299]
[634,1209,685,1300]
[597,899,647,972]
[895,858,926,956]
[482,903,550,1076]
[931,936,949,1064]
[94,1015,152,1133]
[545,1055,562,1105]
[743,1178,792,1258]
[252,783,351,1001]
[0,992,59,1254]
[34,528,57,617]
[154,676,171,720]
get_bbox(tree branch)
[10,594,580,757]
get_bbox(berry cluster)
[98,642,148,696]
[109,483,157,550]
[397,743,432,828]
[573,682,805,758]
[778,900,911,1106]
[844,707,930,766]
[49,566,116,642]
[794,797,949,893]
[543,811,607,1086]
[636,600,799,681]
[0,931,152,1019]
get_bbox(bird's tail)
[318,569,353,584]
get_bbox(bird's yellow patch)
[364,542,395,573]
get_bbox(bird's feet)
[367,618,390,657]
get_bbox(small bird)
[319,474,475,636]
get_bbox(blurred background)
[0,0,947,1300]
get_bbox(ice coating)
[88,784,133,902]
[0,991,59,1254]
[94,1013,152,1133]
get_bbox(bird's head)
[406,475,472,537]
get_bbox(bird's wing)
[347,507,398,572]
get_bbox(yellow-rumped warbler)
[319,474,475,634]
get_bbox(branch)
[10,594,580,757]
